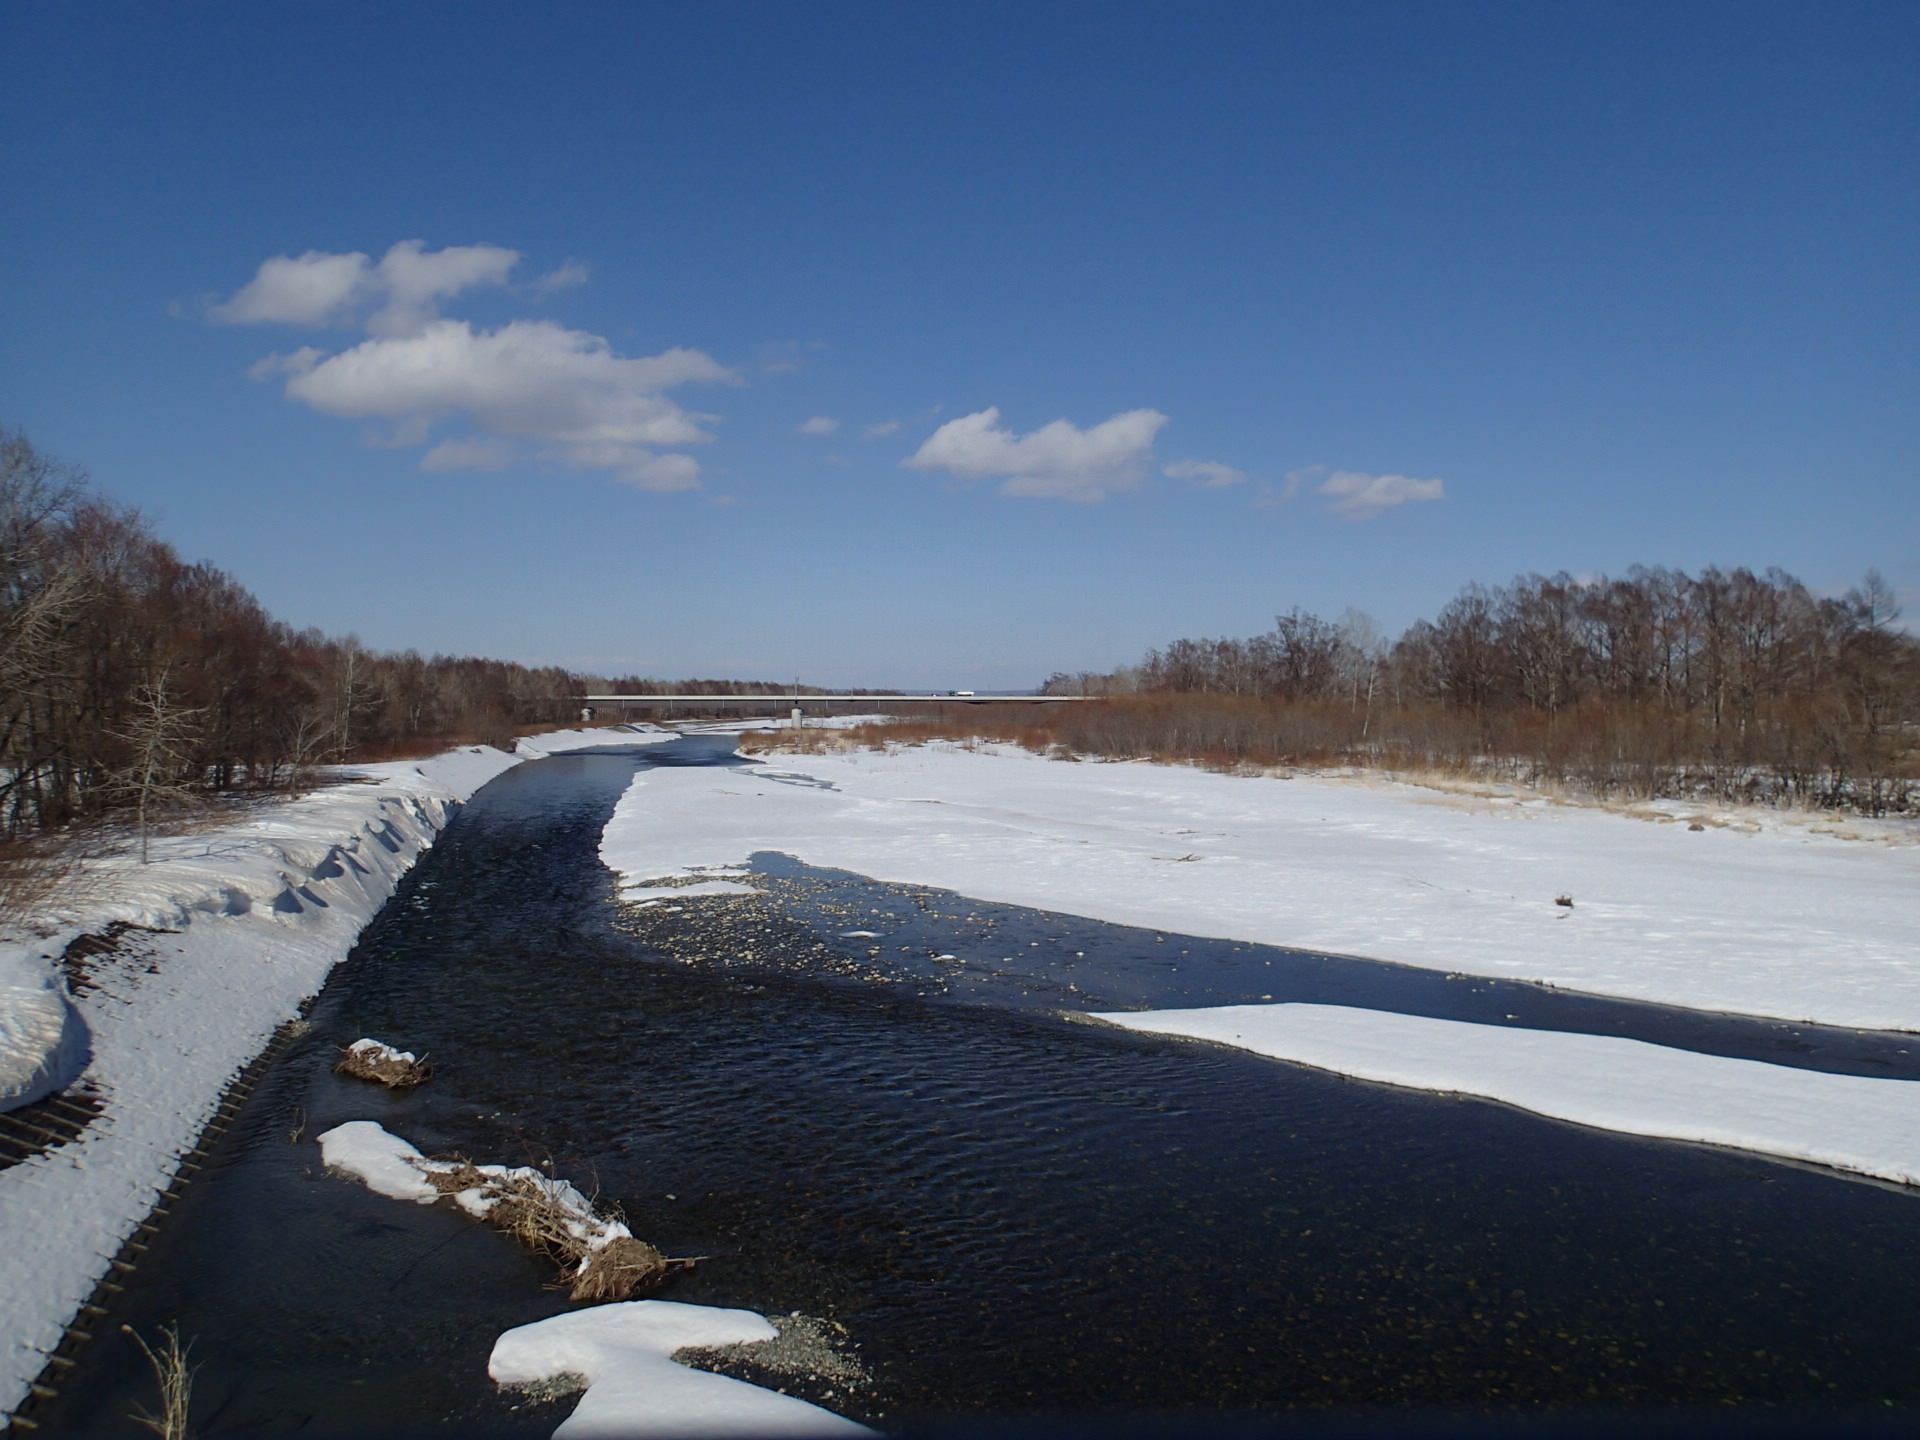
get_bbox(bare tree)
[108,663,206,863]
[1336,608,1385,740]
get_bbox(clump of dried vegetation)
[332,1039,432,1089]
[421,1159,683,1302]
[122,1323,195,1440]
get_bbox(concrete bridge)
[577,693,1093,724]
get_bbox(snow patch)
[1095,1003,1920,1187]
[319,1120,637,1267]
[0,962,86,1111]
[515,726,680,759]
[621,881,759,903]
[489,1302,872,1438]
[347,1037,417,1065]
[318,1119,439,1203]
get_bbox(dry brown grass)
[122,1323,195,1440]
[745,696,1917,816]
[333,1042,432,1089]
[570,1236,671,1302]
[423,1161,680,1302]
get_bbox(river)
[43,739,1920,1432]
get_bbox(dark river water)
[44,739,1920,1434]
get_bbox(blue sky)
[2,2,1914,687]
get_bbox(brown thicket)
[823,569,1918,814]
[7,428,1913,834]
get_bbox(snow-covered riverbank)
[1093,1004,1920,1187]
[599,738,1919,1189]
[601,740,1919,1032]
[0,725,661,1420]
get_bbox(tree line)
[0,429,601,837]
[1039,568,1917,812]
[0,429,921,841]
[8,423,1913,836]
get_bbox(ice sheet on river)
[599,741,1920,1031]
[1095,1003,1920,1187]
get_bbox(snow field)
[599,741,1920,1031]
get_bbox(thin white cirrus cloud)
[420,437,516,473]
[1301,465,1447,520]
[220,242,734,492]
[904,406,1169,503]
[1163,458,1245,489]
[244,346,327,381]
[533,259,589,294]
[797,416,840,436]
[862,419,901,439]
[756,338,829,374]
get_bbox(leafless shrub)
[0,833,71,932]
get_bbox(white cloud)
[905,405,1168,503]
[364,415,433,450]
[1164,458,1245,489]
[212,250,374,326]
[221,241,735,492]
[797,416,840,436]
[615,451,701,493]
[533,259,589,293]
[1311,467,1447,520]
[757,339,827,374]
[213,240,519,335]
[420,437,515,473]
[279,319,732,489]
[863,419,901,438]
[1253,471,1305,509]
[245,346,326,380]
[368,240,518,336]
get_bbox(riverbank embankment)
[0,725,661,1420]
